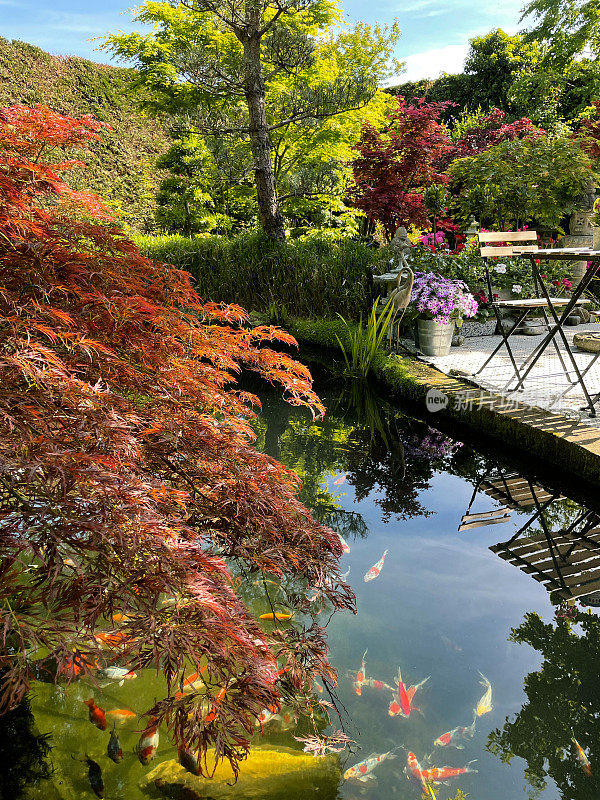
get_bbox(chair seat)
[495,298,590,309]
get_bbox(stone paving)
[404,322,600,425]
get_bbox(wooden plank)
[551,577,600,601]
[459,516,511,531]
[478,231,538,242]
[480,245,538,256]
[461,507,511,522]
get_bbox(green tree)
[521,0,600,70]
[103,1,399,240]
[447,134,593,229]
[488,610,600,798]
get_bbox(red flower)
[563,278,572,291]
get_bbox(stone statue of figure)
[388,226,412,272]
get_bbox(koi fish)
[83,698,107,731]
[107,708,136,721]
[111,613,134,624]
[406,752,436,798]
[255,706,281,726]
[182,667,207,692]
[259,612,292,621]
[421,760,478,783]
[333,474,347,485]
[204,686,227,723]
[97,665,137,687]
[475,672,493,717]
[572,736,592,776]
[136,717,159,765]
[314,680,324,694]
[107,725,123,763]
[351,649,368,696]
[85,756,104,798]
[344,748,397,782]
[363,677,394,691]
[337,532,350,554]
[94,631,130,649]
[364,549,388,582]
[389,668,429,718]
[434,715,476,749]
[178,747,200,775]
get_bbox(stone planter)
[417,319,455,356]
[460,318,497,338]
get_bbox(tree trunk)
[242,33,286,241]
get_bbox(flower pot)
[593,227,600,251]
[417,319,455,356]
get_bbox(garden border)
[285,317,600,487]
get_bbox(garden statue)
[388,226,412,273]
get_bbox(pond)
[20,376,600,800]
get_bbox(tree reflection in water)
[488,610,600,798]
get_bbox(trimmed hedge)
[136,232,381,320]
[0,37,169,231]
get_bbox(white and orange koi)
[351,649,368,696]
[333,474,347,485]
[406,752,436,798]
[337,533,350,554]
[135,717,159,765]
[572,736,592,776]
[389,667,429,718]
[434,714,476,749]
[363,549,388,582]
[363,677,394,691]
[421,760,478,784]
[475,672,493,717]
[344,748,397,782]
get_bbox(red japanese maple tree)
[0,105,353,773]
[350,97,453,239]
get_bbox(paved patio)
[404,322,600,425]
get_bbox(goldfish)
[255,706,281,726]
[343,748,398,782]
[572,736,592,776]
[421,760,478,784]
[389,668,429,718]
[259,612,292,621]
[111,613,134,623]
[314,680,324,694]
[475,672,493,717]
[333,474,347,485]
[94,631,130,649]
[107,725,123,763]
[178,747,200,775]
[406,752,436,799]
[83,698,107,731]
[84,756,104,798]
[97,665,137,686]
[204,686,227,723]
[136,717,159,765]
[363,677,394,691]
[107,708,136,722]
[434,715,476,749]
[364,549,388,582]
[182,667,207,692]
[337,532,350,554]
[351,649,368,696]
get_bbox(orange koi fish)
[313,680,324,694]
[572,737,592,776]
[94,631,130,649]
[406,752,436,798]
[333,474,347,485]
[136,717,159,765]
[364,549,388,582]
[344,748,398,782]
[204,686,227,724]
[259,612,292,621]
[83,698,107,731]
[182,666,207,692]
[107,708,136,721]
[389,668,429,718]
[352,649,368,696]
[434,715,476,749]
[255,704,281,726]
[337,532,350,554]
[364,677,394,691]
[421,760,477,784]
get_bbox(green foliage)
[447,134,594,230]
[335,296,395,379]
[135,231,379,319]
[488,610,600,797]
[0,37,169,231]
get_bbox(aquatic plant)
[335,296,395,379]
[0,104,354,777]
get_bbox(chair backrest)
[478,230,538,258]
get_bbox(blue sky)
[1,0,528,81]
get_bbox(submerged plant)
[336,296,395,379]
[0,104,354,777]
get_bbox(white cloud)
[390,43,469,83]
